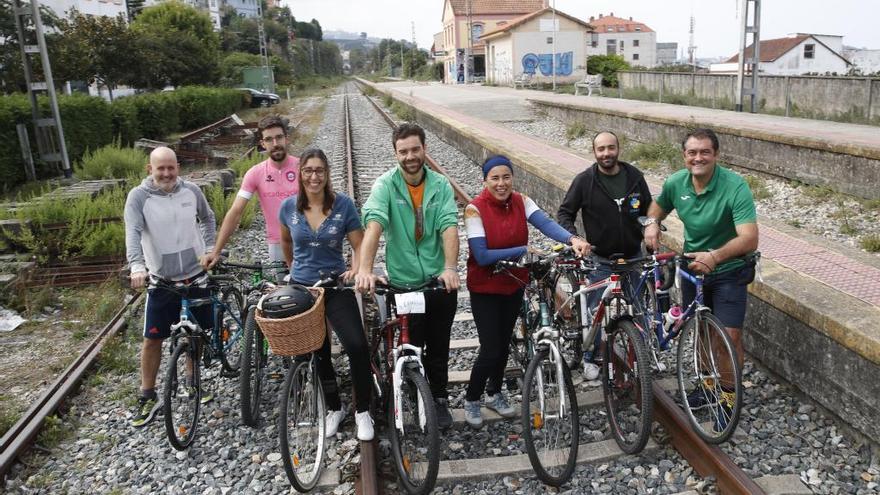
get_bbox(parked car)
[238,88,280,107]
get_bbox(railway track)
[2,84,825,494]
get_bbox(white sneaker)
[325,409,346,438]
[355,411,375,441]
[583,362,601,381]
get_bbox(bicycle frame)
[634,259,709,350]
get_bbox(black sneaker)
[434,398,452,430]
[131,396,161,427]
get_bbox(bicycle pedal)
[268,372,284,380]
[221,369,240,378]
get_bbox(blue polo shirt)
[278,193,362,285]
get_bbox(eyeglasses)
[262,135,286,144]
[301,168,326,177]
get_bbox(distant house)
[40,0,127,19]
[710,34,851,75]
[585,13,657,67]
[480,7,593,86]
[434,0,545,83]
[843,48,880,75]
[656,42,678,66]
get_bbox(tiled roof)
[449,0,545,15]
[725,35,809,63]
[480,8,592,39]
[588,13,653,33]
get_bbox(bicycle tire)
[279,358,326,492]
[164,338,200,450]
[388,365,439,495]
[240,306,266,427]
[522,347,579,486]
[218,287,245,375]
[676,312,742,444]
[602,318,653,454]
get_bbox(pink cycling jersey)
[238,155,300,244]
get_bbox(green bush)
[128,91,179,140]
[860,234,880,252]
[626,141,682,170]
[227,154,260,181]
[0,93,33,191]
[55,94,113,163]
[75,142,146,180]
[109,97,141,145]
[172,86,245,130]
[586,55,631,88]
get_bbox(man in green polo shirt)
[355,123,460,430]
[644,128,758,432]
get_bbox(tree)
[55,11,138,100]
[0,0,59,93]
[587,54,631,87]
[130,2,220,88]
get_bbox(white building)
[710,34,851,75]
[40,0,127,19]
[843,48,880,75]
[585,13,656,67]
[481,7,592,86]
[656,42,678,66]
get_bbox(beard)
[400,158,422,174]
[270,146,287,162]
[598,156,618,170]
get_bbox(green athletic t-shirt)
[655,165,756,273]
[596,168,628,200]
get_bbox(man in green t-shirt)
[644,128,758,432]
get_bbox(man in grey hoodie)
[124,147,217,427]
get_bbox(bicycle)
[550,253,654,455]
[636,252,756,444]
[150,272,244,451]
[360,276,446,495]
[495,251,579,486]
[218,258,287,427]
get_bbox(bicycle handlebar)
[374,276,446,295]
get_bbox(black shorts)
[143,283,214,340]
[680,263,754,329]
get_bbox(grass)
[96,333,139,377]
[565,121,587,142]
[800,184,836,201]
[36,414,75,448]
[860,234,880,252]
[787,219,803,228]
[625,140,682,170]
[383,94,394,108]
[745,175,771,200]
[74,142,146,180]
[390,101,415,122]
[0,398,19,438]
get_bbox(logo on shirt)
[291,214,300,225]
[181,201,193,208]
[266,175,275,182]
[680,195,691,201]
[629,197,640,210]
[328,225,339,235]
[333,213,342,220]
[286,171,296,182]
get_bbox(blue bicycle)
[152,271,244,450]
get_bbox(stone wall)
[618,71,880,123]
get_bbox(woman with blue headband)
[462,155,590,428]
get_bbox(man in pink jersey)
[203,116,299,268]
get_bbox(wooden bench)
[575,74,603,96]
[512,72,536,89]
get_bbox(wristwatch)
[643,217,658,227]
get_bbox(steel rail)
[0,292,142,481]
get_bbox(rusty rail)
[0,292,142,481]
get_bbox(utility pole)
[552,0,557,90]
[256,0,274,92]
[13,0,70,179]
[688,15,697,72]
[411,21,417,77]
[466,0,472,84]
[735,0,761,112]
[400,40,405,78]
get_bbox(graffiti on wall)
[521,51,573,76]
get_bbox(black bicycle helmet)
[259,284,315,319]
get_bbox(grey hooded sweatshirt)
[124,177,216,281]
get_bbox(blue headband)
[482,156,513,178]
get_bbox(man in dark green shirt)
[644,128,758,433]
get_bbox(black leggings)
[312,289,372,413]
[406,289,458,399]
[466,289,523,402]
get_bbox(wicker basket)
[255,287,326,356]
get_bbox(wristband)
[444,266,458,272]
[708,250,719,264]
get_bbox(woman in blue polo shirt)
[278,148,373,441]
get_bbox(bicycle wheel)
[164,337,200,450]
[522,347,579,486]
[602,318,652,454]
[553,271,583,371]
[676,312,742,444]
[218,287,245,375]
[279,357,326,492]
[240,306,267,427]
[388,366,439,495]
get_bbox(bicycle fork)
[534,327,568,421]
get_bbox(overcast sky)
[283,0,879,59]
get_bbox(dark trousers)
[466,289,523,401]
[314,289,372,412]
[406,289,458,399]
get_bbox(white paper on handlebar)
[394,292,426,314]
